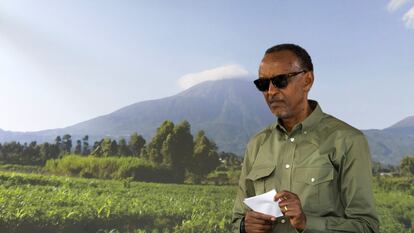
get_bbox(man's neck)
[280,102,312,133]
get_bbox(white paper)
[243,189,283,217]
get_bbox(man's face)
[258,50,311,120]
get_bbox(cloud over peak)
[387,0,414,29]
[403,6,414,28]
[387,0,410,12]
[178,64,250,90]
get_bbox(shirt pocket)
[293,167,335,213]
[246,165,275,196]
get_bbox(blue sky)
[0,0,413,131]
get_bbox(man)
[232,44,379,233]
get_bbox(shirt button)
[281,219,286,224]
[285,164,290,169]
[303,131,308,135]
[311,178,315,183]
[290,138,295,142]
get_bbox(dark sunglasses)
[253,70,306,92]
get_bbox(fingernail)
[271,217,276,221]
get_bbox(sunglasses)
[253,70,306,92]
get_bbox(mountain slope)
[0,79,276,155]
[362,129,414,165]
[383,116,414,136]
[1,78,413,165]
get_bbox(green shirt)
[232,100,379,233]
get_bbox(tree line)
[372,155,414,177]
[0,134,90,166]
[0,120,242,183]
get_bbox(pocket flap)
[246,165,275,181]
[295,167,334,185]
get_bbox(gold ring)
[284,206,288,211]
[283,196,288,200]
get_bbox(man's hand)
[274,190,307,231]
[244,210,276,233]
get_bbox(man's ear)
[303,71,314,92]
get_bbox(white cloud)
[403,6,414,28]
[387,0,410,12]
[387,0,414,29]
[178,64,250,90]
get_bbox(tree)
[128,133,145,157]
[55,136,62,154]
[1,141,23,164]
[39,142,60,162]
[55,136,62,145]
[189,130,220,183]
[161,134,173,166]
[0,143,3,161]
[163,121,194,182]
[95,138,118,157]
[218,151,242,167]
[62,134,72,154]
[147,121,174,164]
[92,140,101,152]
[141,146,149,160]
[109,140,118,156]
[400,155,414,176]
[118,137,131,156]
[82,135,90,155]
[100,138,112,157]
[74,140,82,154]
[91,139,104,157]
[21,141,40,165]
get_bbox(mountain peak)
[387,116,414,129]
[177,78,253,97]
[0,78,274,155]
[383,116,414,138]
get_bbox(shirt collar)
[272,100,325,135]
[301,100,324,133]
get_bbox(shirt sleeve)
[305,133,380,233]
[231,144,252,233]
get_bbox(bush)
[45,155,177,183]
[0,164,43,174]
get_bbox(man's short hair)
[265,44,314,71]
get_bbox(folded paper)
[243,189,283,217]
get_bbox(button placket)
[283,139,296,191]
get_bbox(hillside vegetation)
[0,171,412,233]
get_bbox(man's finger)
[274,190,298,201]
[246,216,271,225]
[278,199,299,208]
[245,211,275,233]
[245,223,273,233]
[247,210,276,222]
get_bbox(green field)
[0,171,412,233]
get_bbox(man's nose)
[267,81,279,95]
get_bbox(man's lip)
[269,99,284,104]
[269,100,284,107]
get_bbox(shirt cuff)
[232,217,242,233]
[240,217,246,233]
[304,215,327,233]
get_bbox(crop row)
[0,171,412,232]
